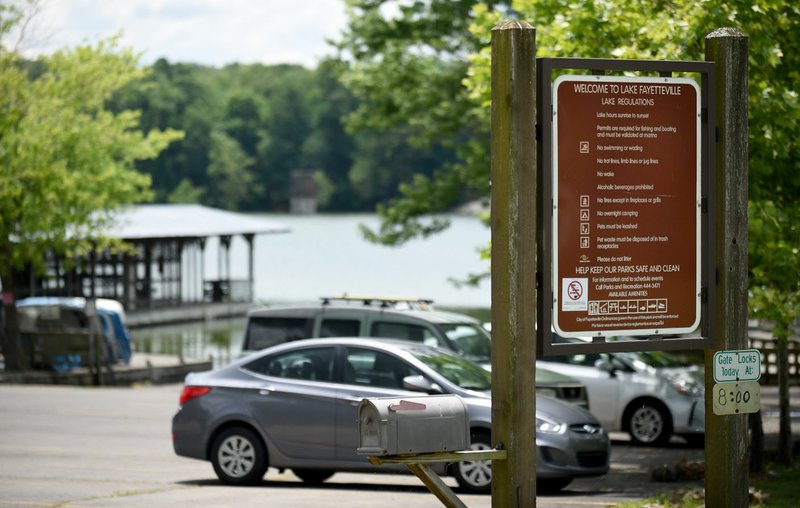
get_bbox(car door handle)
[259,386,277,395]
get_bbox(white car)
[538,338,704,446]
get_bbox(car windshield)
[409,348,491,391]
[616,350,692,368]
[438,323,492,364]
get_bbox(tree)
[301,59,358,211]
[167,178,204,204]
[256,84,312,210]
[206,130,258,210]
[336,0,494,243]
[0,9,182,370]
[749,200,800,464]
[338,0,799,241]
[110,58,219,202]
[337,0,800,459]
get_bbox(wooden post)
[245,233,255,302]
[704,28,749,507]
[86,298,104,386]
[490,20,537,507]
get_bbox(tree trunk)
[0,274,27,371]
[749,410,765,475]
[778,337,793,464]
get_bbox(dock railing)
[203,279,252,303]
[750,326,800,386]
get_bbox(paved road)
[0,384,795,508]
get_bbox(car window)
[343,348,422,389]
[607,354,633,371]
[319,318,360,337]
[370,321,442,348]
[245,317,312,350]
[438,324,492,363]
[244,347,335,382]
[617,350,690,368]
[544,352,631,372]
[409,348,491,391]
[545,352,603,367]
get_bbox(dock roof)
[110,204,290,240]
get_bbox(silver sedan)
[172,337,610,493]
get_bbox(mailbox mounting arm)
[368,449,508,508]
[408,464,466,508]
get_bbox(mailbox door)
[335,347,426,462]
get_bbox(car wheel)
[627,401,672,446]
[453,430,492,494]
[537,477,572,494]
[211,426,268,485]
[292,468,335,484]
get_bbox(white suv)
[538,337,705,446]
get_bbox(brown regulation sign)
[553,75,700,338]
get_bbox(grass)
[751,461,800,507]
[614,460,800,508]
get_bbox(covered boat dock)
[10,204,289,326]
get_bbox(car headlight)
[536,415,566,434]
[536,387,558,399]
[667,376,704,397]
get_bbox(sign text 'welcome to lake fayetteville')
[553,75,701,338]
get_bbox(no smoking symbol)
[567,281,583,301]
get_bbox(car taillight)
[179,386,212,405]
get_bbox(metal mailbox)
[357,395,470,456]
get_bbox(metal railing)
[749,328,800,385]
[203,279,252,303]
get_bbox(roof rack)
[320,295,435,310]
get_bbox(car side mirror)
[402,375,444,394]
[595,359,617,377]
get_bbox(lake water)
[135,213,491,365]
[250,214,491,307]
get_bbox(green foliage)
[312,170,335,208]
[337,1,800,335]
[108,56,448,214]
[749,200,800,340]
[751,460,800,507]
[616,458,800,507]
[256,78,312,210]
[167,178,204,204]
[207,130,258,210]
[614,490,706,508]
[0,15,183,370]
[337,0,494,243]
[0,36,182,273]
[302,60,358,211]
[110,58,218,202]
[0,3,22,37]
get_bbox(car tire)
[626,400,672,446]
[537,477,572,494]
[211,426,268,485]
[453,430,492,494]
[292,468,335,484]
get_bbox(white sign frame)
[713,349,762,383]
[552,74,702,338]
